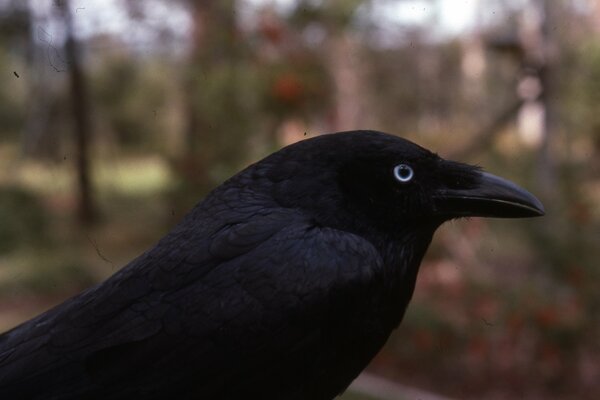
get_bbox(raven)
[0,131,543,399]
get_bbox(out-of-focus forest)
[0,0,598,399]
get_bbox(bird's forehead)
[296,131,436,163]
[261,131,442,185]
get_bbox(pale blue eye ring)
[393,164,414,183]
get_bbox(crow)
[0,130,543,399]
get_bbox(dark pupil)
[398,166,410,178]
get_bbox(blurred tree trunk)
[450,98,525,160]
[183,0,237,149]
[325,33,371,131]
[183,0,209,155]
[320,1,372,132]
[22,1,49,156]
[537,0,558,198]
[180,0,237,184]
[59,0,96,226]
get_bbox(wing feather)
[0,209,384,399]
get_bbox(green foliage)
[564,40,600,145]
[0,258,95,297]
[0,186,48,255]
[183,60,263,182]
[290,0,366,30]
[93,57,168,149]
[0,52,26,139]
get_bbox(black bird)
[0,131,543,399]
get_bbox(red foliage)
[259,18,284,44]
[271,72,305,105]
[535,306,560,328]
[412,329,435,352]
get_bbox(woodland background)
[0,1,599,399]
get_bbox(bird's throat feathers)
[376,228,435,328]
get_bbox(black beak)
[434,171,545,218]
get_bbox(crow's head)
[262,130,543,237]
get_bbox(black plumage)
[0,130,543,399]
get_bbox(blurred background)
[0,0,598,399]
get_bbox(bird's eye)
[393,164,414,183]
